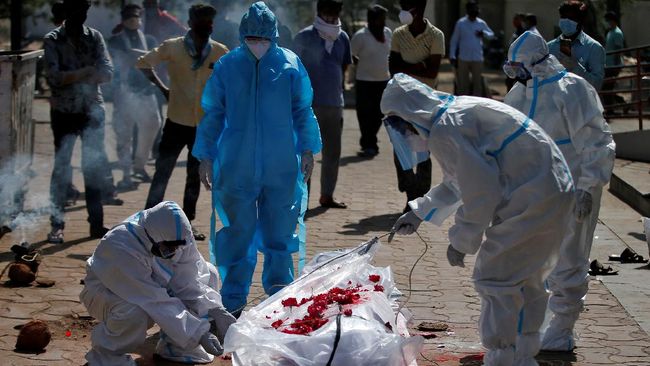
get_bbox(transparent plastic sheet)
[224,239,424,366]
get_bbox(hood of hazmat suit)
[505,31,616,352]
[382,73,576,365]
[192,1,322,313]
[82,201,225,351]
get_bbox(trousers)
[313,105,343,197]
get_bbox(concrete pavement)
[0,79,649,364]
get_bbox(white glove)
[208,306,237,341]
[199,332,224,356]
[199,159,214,190]
[301,150,314,182]
[391,211,422,235]
[574,189,593,222]
[446,245,465,268]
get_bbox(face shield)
[384,115,430,171]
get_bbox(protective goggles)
[143,228,186,259]
[384,115,430,171]
[502,61,531,80]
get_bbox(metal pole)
[10,0,23,51]
[636,49,643,130]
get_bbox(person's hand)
[199,332,224,356]
[391,211,422,236]
[77,66,96,81]
[475,30,484,37]
[450,58,458,68]
[446,245,465,267]
[208,306,237,341]
[574,189,593,222]
[199,159,214,190]
[301,150,314,182]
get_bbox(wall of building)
[620,1,650,48]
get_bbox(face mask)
[245,39,271,60]
[559,18,578,36]
[502,61,531,80]
[399,10,414,25]
[144,227,184,259]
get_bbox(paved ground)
[1,72,650,365]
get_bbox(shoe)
[319,196,347,209]
[47,227,64,244]
[102,196,124,206]
[192,225,206,241]
[116,179,137,191]
[89,226,109,239]
[132,169,152,183]
[356,148,378,158]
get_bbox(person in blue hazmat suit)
[193,1,322,317]
[386,73,574,366]
[80,201,236,365]
[504,31,616,352]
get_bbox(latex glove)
[301,150,314,182]
[574,189,593,222]
[391,211,422,236]
[446,245,465,267]
[199,332,224,356]
[208,306,237,342]
[199,159,213,190]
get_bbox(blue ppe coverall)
[192,2,322,314]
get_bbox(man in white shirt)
[449,0,494,96]
[351,4,391,157]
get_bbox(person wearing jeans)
[136,4,228,239]
[295,0,351,209]
[43,0,113,243]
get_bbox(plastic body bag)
[224,239,424,365]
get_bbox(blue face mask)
[558,18,578,36]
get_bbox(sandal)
[608,248,648,263]
[589,260,618,276]
[47,228,64,244]
[192,226,206,241]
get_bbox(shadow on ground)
[338,213,401,236]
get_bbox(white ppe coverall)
[80,201,235,365]
[504,31,616,351]
[381,73,574,366]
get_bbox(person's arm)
[562,82,616,192]
[168,243,224,316]
[571,44,606,90]
[192,62,227,162]
[90,32,113,84]
[350,32,361,65]
[136,40,172,98]
[91,241,209,350]
[480,20,495,39]
[43,36,95,87]
[447,135,502,255]
[389,51,408,75]
[342,33,352,89]
[449,21,461,66]
[292,58,322,155]
[409,181,462,226]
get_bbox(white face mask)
[245,39,271,60]
[399,10,414,25]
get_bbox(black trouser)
[145,119,200,220]
[602,68,623,109]
[50,110,105,229]
[355,80,388,151]
[394,154,432,202]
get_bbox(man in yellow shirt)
[136,3,228,240]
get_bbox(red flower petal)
[368,274,381,283]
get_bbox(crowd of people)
[38,0,624,365]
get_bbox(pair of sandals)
[589,248,649,276]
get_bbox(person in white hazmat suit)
[80,201,236,365]
[386,73,574,366]
[503,31,616,351]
